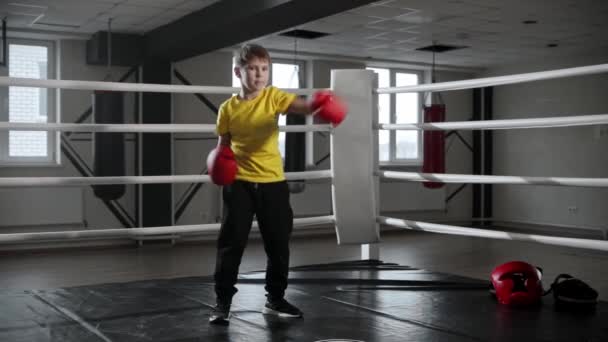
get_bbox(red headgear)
[491,261,543,306]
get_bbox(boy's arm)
[218,133,231,146]
[287,91,347,126]
[286,97,316,115]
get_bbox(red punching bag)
[422,104,445,189]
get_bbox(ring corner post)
[330,69,380,259]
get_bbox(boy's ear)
[234,66,241,79]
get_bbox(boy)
[207,43,345,325]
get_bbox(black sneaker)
[262,298,303,318]
[209,303,231,325]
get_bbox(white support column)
[305,114,315,169]
[363,72,381,260]
[330,69,380,245]
[361,243,380,260]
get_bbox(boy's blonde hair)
[233,44,271,67]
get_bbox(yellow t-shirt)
[216,86,296,183]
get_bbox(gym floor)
[1,229,606,341]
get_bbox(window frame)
[271,58,305,159]
[368,66,424,167]
[1,38,58,166]
[270,58,306,89]
[231,57,305,89]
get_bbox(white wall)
[172,51,232,225]
[482,53,608,232]
[0,39,475,235]
[295,59,364,216]
[0,39,134,229]
[382,70,474,222]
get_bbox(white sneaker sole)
[209,313,231,324]
[262,307,302,317]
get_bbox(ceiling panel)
[350,3,418,19]
[3,0,607,68]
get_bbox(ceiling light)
[416,44,468,53]
[279,29,329,39]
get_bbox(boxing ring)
[1,64,608,253]
[0,64,607,341]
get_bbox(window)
[271,62,300,158]
[231,60,302,158]
[1,39,56,165]
[367,67,422,165]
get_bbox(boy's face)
[235,57,269,93]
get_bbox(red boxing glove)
[206,144,237,186]
[311,90,347,127]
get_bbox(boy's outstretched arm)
[218,133,231,146]
[287,92,347,127]
[286,97,316,115]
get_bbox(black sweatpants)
[214,180,293,304]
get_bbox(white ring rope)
[0,170,333,188]
[0,122,333,133]
[0,215,336,243]
[379,171,608,188]
[378,113,608,131]
[3,65,606,251]
[5,64,607,96]
[375,63,608,94]
[0,76,320,95]
[377,216,608,252]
